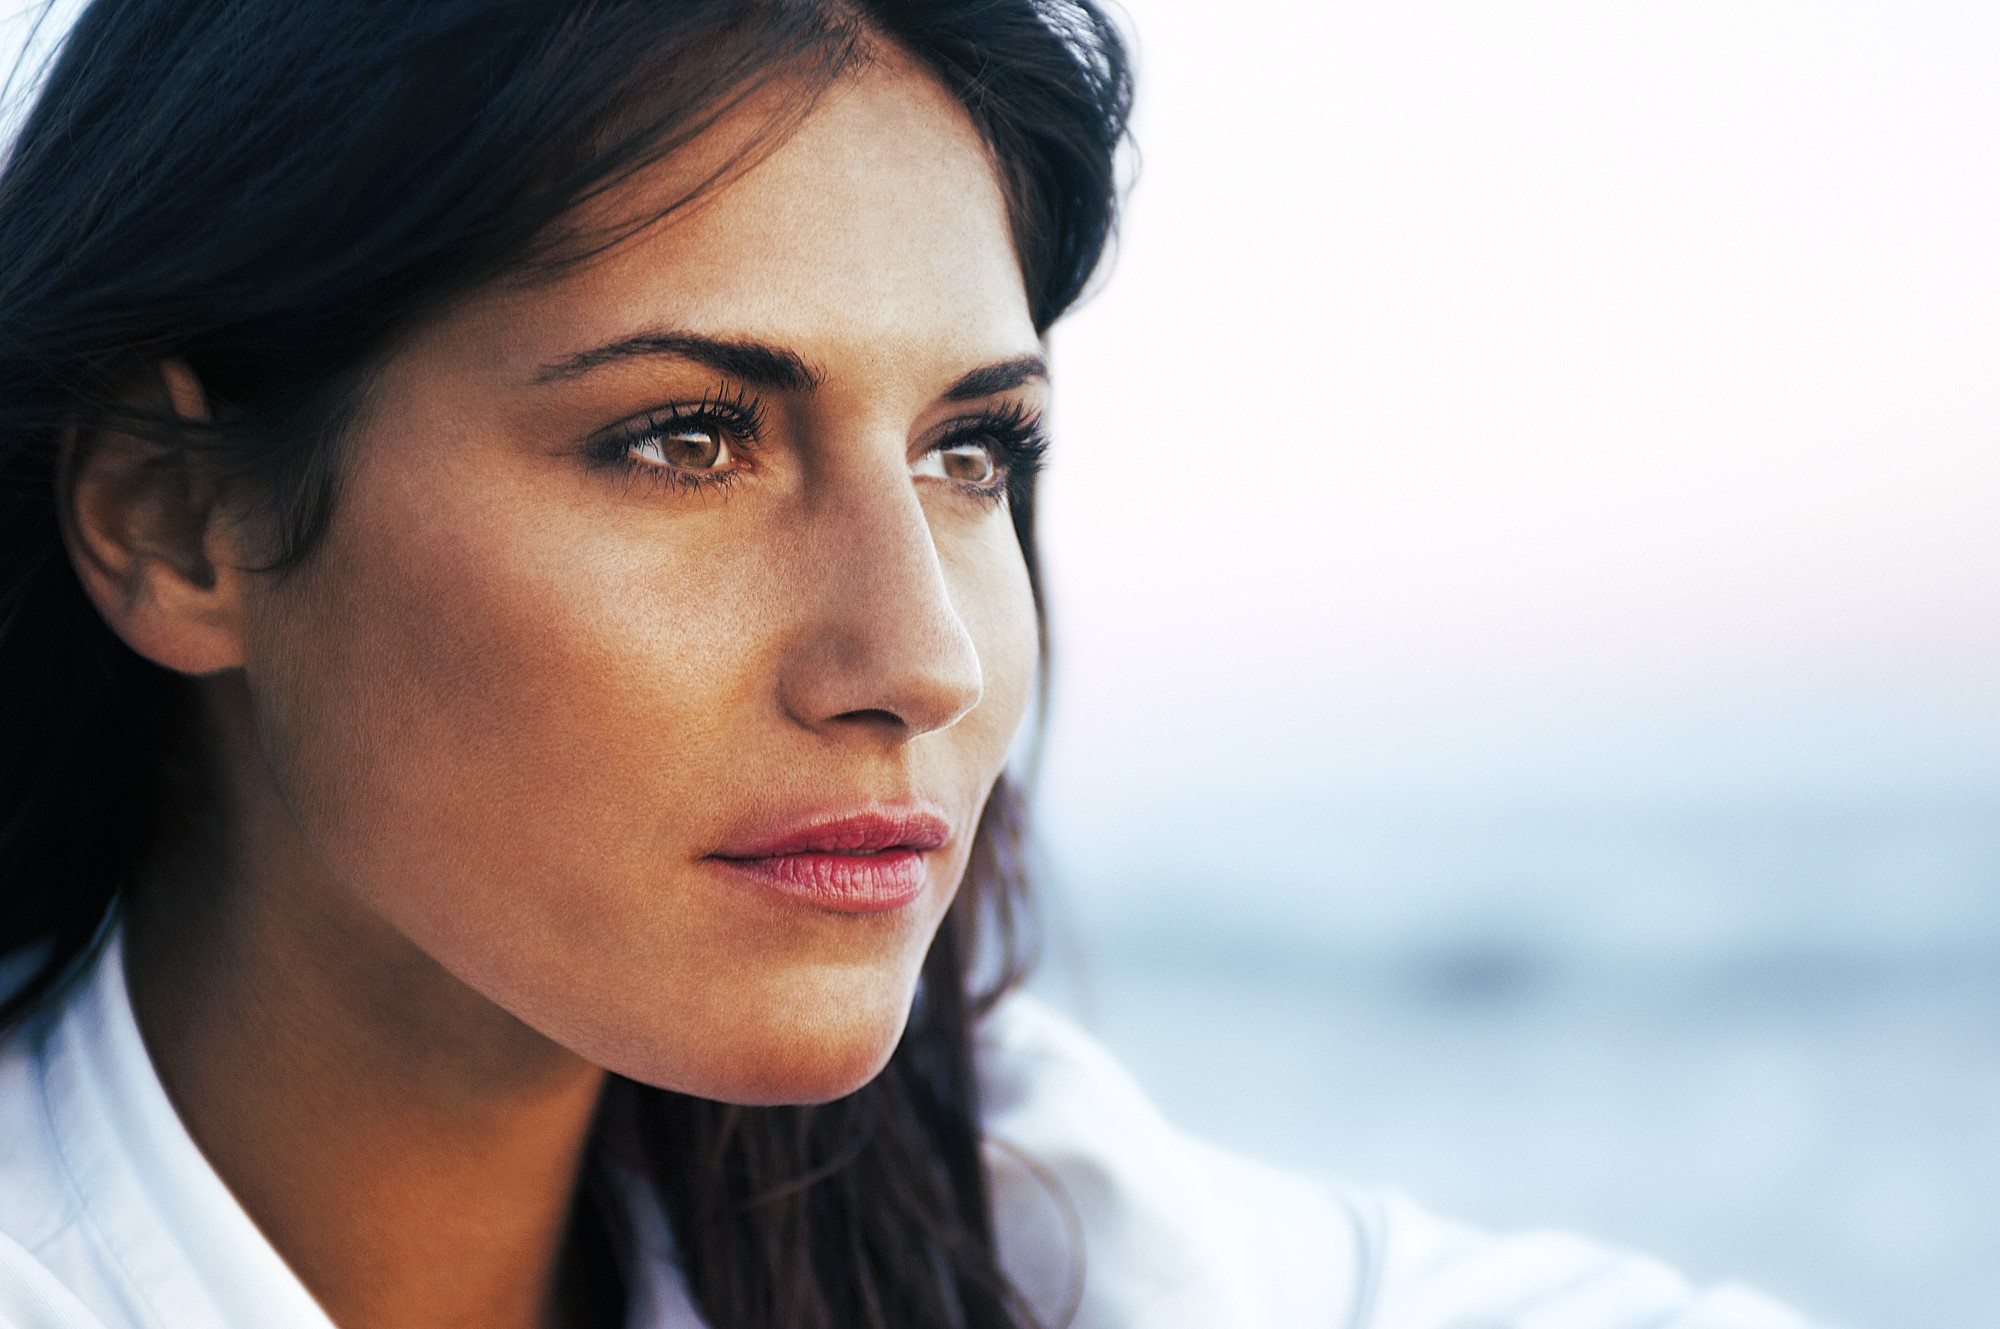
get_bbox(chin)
[723,1030,906,1106]
[590,964,921,1106]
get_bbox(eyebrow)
[943,353,1048,401]
[536,332,822,392]
[535,330,1046,402]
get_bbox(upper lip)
[710,807,953,860]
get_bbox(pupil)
[944,446,993,482]
[661,428,720,469]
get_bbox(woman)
[0,2,1818,1327]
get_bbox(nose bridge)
[778,454,984,738]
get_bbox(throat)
[121,854,614,1329]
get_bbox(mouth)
[707,809,951,913]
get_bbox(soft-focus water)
[1045,938,2000,1329]
[1030,800,2000,1329]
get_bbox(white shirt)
[0,935,1817,1329]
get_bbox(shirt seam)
[34,1021,175,1329]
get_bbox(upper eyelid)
[921,400,1043,441]
[593,387,1040,456]
[915,405,1045,478]
[600,391,766,445]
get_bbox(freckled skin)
[86,50,1043,1329]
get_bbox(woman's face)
[234,53,1042,1103]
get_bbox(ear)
[59,359,253,676]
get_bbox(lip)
[707,808,952,914]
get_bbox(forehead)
[461,49,1036,385]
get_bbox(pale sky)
[1041,2,2000,770]
[1033,0,2000,949]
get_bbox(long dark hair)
[0,2,1130,1326]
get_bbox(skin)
[61,48,1042,1329]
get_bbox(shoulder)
[974,993,1818,1329]
[0,1010,116,1329]
[1359,1190,1815,1329]
[977,992,1359,1327]
[0,1231,110,1329]
[0,1005,86,1267]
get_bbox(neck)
[123,683,613,1329]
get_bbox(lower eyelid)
[610,458,742,496]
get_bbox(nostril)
[831,707,907,729]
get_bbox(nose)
[775,464,984,742]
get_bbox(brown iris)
[636,425,727,471]
[935,443,994,483]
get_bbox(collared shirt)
[0,935,1815,1329]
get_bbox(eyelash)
[585,384,766,496]
[584,387,1049,504]
[939,398,1049,507]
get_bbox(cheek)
[240,448,899,1095]
[235,439,1024,1102]
[252,475,754,899]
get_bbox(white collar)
[33,932,704,1329]
[39,930,340,1329]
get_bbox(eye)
[913,441,998,485]
[586,387,766,488]
[629,422,731,472]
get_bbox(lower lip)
[712,849,929,913]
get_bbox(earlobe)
[60,358,252,676]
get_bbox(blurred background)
[1030,3,2000,1327]
[6,1,1994,1325]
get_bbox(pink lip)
[708,809,951,913]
